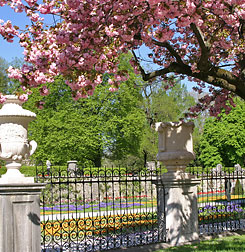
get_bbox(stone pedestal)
[67,160,78,172]
[156,176,200,245]
[0,184,45,252]
[155,121,200,246]
[0,162,35,184]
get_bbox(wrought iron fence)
[36,163,245,251]
[190,164,245,235]
[36,165,165,252]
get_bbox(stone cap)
[155,121,194,132]
[0,95,36,118]
[0,183,46,195]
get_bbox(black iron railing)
[36,165,165,252]
[36,163,245,251]
[189,165,245,235]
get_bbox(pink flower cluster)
[0,0,244,115]
[0,19,19,42]
[0,94,6,104]
[187,86,236,118]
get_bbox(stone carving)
[211,164,224,176]
[234,164,244,173]
[0,95,37,183]
[211,164,244,176]
[0,123,36,161]
[67,160,78,172]
[155,121,195,178]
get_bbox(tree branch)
[152,39,184,65]
[140,61,245,99]
[132,50,149,80]
[141,62,192,81]
[190,23,210,51]
[190,23,212,71]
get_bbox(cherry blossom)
[18,93,28,102]
[0,0,244,116]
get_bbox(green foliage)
[19,165,37,177]
[25,78,103,165]
[139,79,196,164]
[24,56,146,165]
[0,57,12,94]
[233,179,244,196]
[140,126,158,163]
[0,57,25,95]
[151,81,195,121]
[0,166,6,176]
[199,98,245,168]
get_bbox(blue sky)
[0,5,31,61]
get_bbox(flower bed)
[41,212,158,237]
[198,191,245,203]
[41,197,157,215]
[198,202,244,223]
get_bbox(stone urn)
[155,121,200,245]
[0,95,37,183]
[155,121,195,179]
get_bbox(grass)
[155,233,245,252]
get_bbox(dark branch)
[141,62,192,81]
[152,39,184,65]
[140,61,245,99]
[190,23,210,51]
[132,50,149,80]
[190,23,211,71]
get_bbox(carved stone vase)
[155,121,195,179]
[0,95,37,183]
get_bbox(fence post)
[155,122,200,246]
[0,95,46,252]
[0,184,46,252]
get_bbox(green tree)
[20,52,195,168]
[139,80,196,165]
[0,57,11,94]
[24,56,146,166]
[199,98,245,168]
[25,77,104,165]
[0,57,27,95]
[101,54,146,162]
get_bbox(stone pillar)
[155,121,200,246]
[0,184,45,252]
[67,160,78,172]
[0,95,46,252]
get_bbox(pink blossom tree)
[0,0,244,115]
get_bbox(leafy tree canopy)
[24,55,146,166]
[139,79,196,165]
[0,57,27,95]
[199,98,245,168]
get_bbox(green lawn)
[155,233,245,252]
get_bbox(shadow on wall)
[28,212,40,225]
[165,185,199,246]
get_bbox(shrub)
[233,179,244,195]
